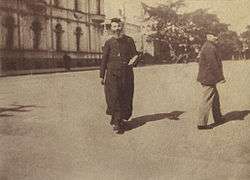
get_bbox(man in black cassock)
[100,18,138,134]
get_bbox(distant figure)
[197,33,225,130]
[192,44,200,62]
[183,44,190,64]
[242,43,248,60]
[63,54,71,71]
[100,18,138,134]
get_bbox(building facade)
[0,0,105,74]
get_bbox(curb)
[0,67,100,77]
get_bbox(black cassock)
[100,35,137,121]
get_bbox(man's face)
[110,22,123,34]
[207,34,218,43]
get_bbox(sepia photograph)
[0,0,250,179]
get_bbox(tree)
[142,0,240,62]
[241,25,250,45]
[218,31,240,60]
[240,25,250,59]
[246,25,250,31]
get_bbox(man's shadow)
[211,110,250,128]
[0,104,44,136]
[0,104,37,117]
[125,111,185,131]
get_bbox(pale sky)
[105,0,250,34]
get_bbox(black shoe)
[214,117,225,124]
[110,118,125,127]
[113,124,125,134]
[110,117,115,126]
[110,120,115,126]
[115,129,125,134]
[197,125,213,130]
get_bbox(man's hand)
[220,79,226,84]
[101,78,105,85]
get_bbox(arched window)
[54,0,59,6]
[75,27,82,51]
[3,16,15,49]
[55,24,63,51]
[74,0,79,11]
[31,20,42,49]
[96,0,101,14]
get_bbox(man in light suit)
[197,33,225,130]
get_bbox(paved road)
[0,61,250,180]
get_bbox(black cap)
[206,31,217,36]
[110,18,122,23]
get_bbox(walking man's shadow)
[211,110,250,128]
[0,105,35,117]
[125,111,185,131]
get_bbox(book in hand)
[128,55,139,66]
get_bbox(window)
[54,0,59,6]
[31,20,42,49]
[75,27,82,51]
[74,0,79,11]
[97,0,101,14]
[55,24,63,51]
[3,16,15,49]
